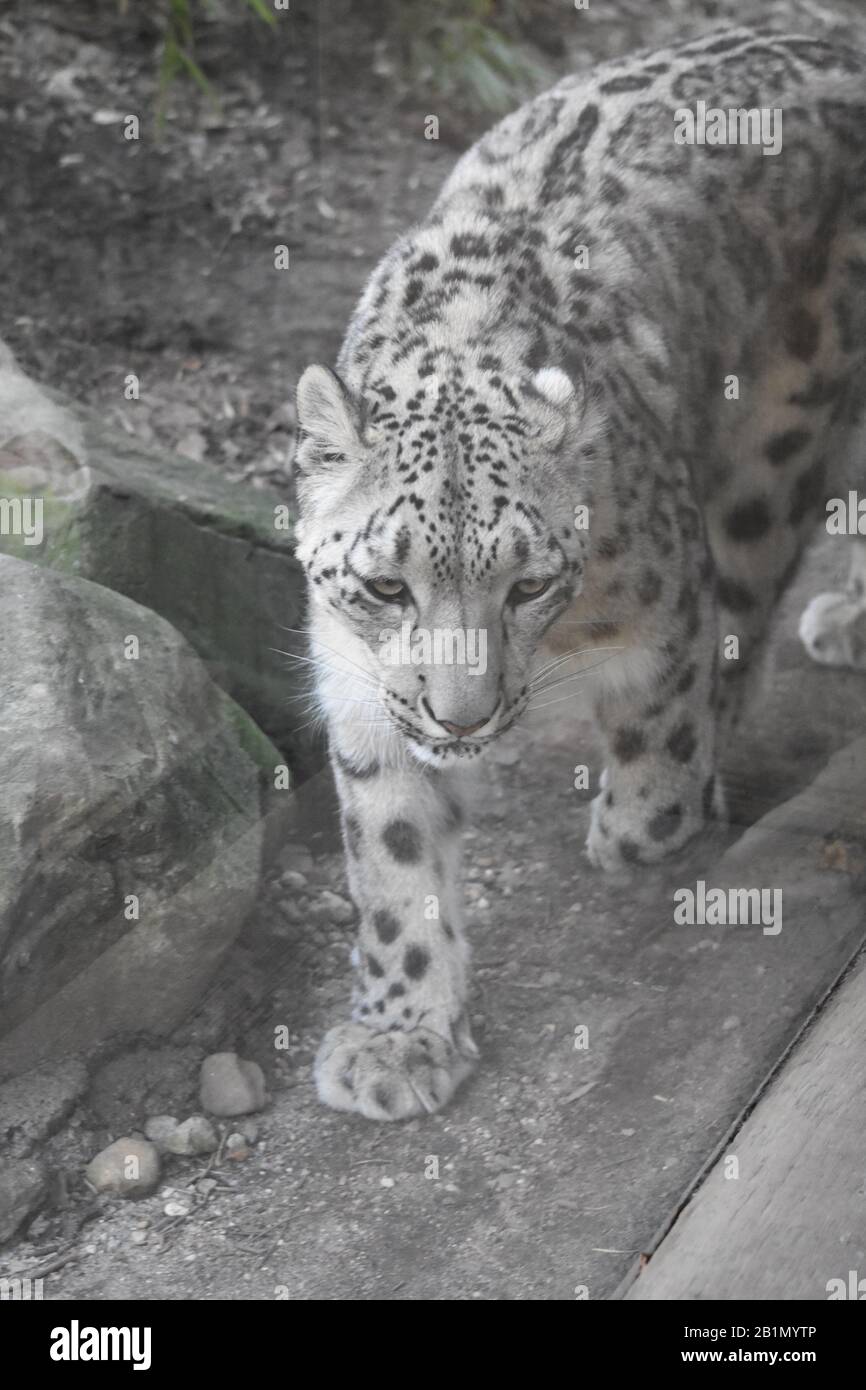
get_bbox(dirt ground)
[2,0,863,490]
[1,0,865,1301]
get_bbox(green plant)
[153,0,276,121]
[383,0,549,114]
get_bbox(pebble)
[163,1200,191,1218]
[281,870,307,892]
[176,430,207,462]
[145,1114,218,1156]
[85,1139,160,1197]
[170,1115,219,1156]
[143,1115,178,1149]
[312,890,355,924]
[200,1052,267,1117]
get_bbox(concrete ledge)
[626,947,866,1300]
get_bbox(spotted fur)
[294,28,866,1120]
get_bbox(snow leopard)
[293,27,866,1120]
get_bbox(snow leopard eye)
[366,576,407,602]
[509,577,553,605]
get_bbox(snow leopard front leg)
[315,737,478,1121]
[586,573,719,872]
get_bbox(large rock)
[0,348,315,766]
[0,1058,88,1158]
[0,1158,49,1243]
[0,555,284,1080]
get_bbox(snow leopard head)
[294,356,601,766]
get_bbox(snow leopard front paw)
[315,1020,476,1121]
[585,785,705,872]
[799,592,866,670]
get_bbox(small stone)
[130,1229,148,1245]
[85,1139,160,1197]
[197,1178,217,1196]
[166,1116,219,1156]
[281,870,307,892]
[226,1132,246,1153]
[199,1052,267,1117]
[311,890,355,925]
[380,1176,395,1188]
[176,430,207,462]
[144,1115,179,1150]
[163,1200,191,1218]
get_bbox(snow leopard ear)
[295,365,361,470]
[532,367,578,408]
[525,366,585,443]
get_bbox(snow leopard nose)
[423,699,497,738]
[440,716,489,738]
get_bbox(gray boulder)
[0,1057,88,1158]
[0,1158,49,1243]
[0,354,315,766]
[0,555,283,1079]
